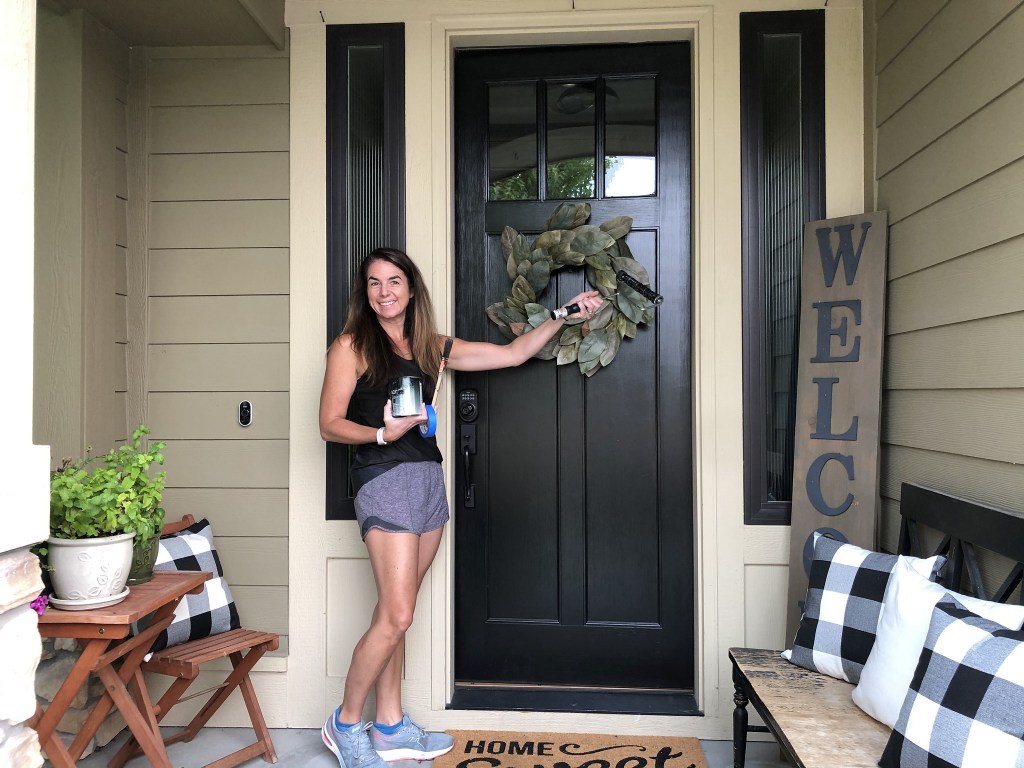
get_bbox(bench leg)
[732,668,749,768]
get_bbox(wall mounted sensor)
[239,400,253,427]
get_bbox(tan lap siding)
[84,15,130,451]
[144,50,290,657]
[870,0,1024,597]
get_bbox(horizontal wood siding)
[150,104,289,153]
[882,390,1024,464]
[150,153,290,201]
[218,538,289,585]
[878,83,1024,223]
[870,1,1024,549]
[149,296,288,343]
[149,200,289,249]
[877,6,1024,176]
[886,236,1024,334]
[881,445,1024,518]
[148,392,288,439]
[148,344,289,391]
[162,488,288,536]
[145,51,290,663]
[873,0,943,75]
[875,0,1018,121]
[885,314,1024,390]
[886,159,1024,279]
[149,248,288,295]
[148,57,289,106]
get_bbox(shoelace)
[406,722,429,747]
[385,720,427,748]
[348,724,378,765]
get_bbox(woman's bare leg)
[372,527,444,725]
[338,530,422,724]
[338,527,444,724]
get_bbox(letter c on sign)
[806,453,855,516]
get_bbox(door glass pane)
[605,77,656,197]
[761,33,802,504]
[547,81,596,199]
[489,83,538,200]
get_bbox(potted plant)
[46,425,167,606]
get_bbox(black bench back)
[898,482,1024,605]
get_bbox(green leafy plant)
[49,425,166,547]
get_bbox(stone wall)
[0,549,44,768]
[35,637,127,758]
[0,549,126,764]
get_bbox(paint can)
[389,375,423,417]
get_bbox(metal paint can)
[389,375,423,417]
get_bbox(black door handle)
[461,424,476,508]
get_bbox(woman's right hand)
[380,399,428,443]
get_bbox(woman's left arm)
[447,290,603,372]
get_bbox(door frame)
[287,5,736,737]
[431,12,713,715]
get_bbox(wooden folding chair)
[110,514,280,768]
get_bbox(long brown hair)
[342,248,442,387]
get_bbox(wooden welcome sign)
[785,211,889,643]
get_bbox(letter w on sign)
[815,221,873,287]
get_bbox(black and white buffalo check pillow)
[150,518,241,652]
[784,535,944,683]
[880,597,1024,768]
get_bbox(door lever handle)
[461,424,476,508]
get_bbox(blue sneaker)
[369,714,454,761]
[322,712,387,768]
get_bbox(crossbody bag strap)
[429,337,454,410]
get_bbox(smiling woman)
[317,247,600,767]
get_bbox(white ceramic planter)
[46,532,135,602]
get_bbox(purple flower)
[30,595,48,615]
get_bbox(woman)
[319,247,602,768]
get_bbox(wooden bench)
[730,483,1024,768]
[110,514,281,768]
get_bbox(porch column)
[0,0,52,766]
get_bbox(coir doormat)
[433,731,707,768]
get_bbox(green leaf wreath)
[486,202,656,377]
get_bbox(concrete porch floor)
[73,727,790,768]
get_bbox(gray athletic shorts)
[354,461,450,540]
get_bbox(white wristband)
[376,426,388,446]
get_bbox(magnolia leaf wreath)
[485,202,655,377]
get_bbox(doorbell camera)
[238,400,253,427]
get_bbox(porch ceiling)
[41,0,286,49]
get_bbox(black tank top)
[347,353,443,493]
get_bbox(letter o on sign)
[802,527,847,576]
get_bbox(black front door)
[453,42,693,710]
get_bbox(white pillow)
[852,556,1024,728]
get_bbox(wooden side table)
[33,570,211,768]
